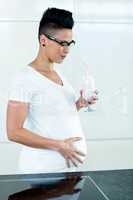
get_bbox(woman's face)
[41,29,74,63]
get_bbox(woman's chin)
[55,59,64,64]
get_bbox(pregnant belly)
[18,138,87,173]
[72,136,87,156]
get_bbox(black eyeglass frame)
[44,34,76,47]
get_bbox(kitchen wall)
[0,0,132,174]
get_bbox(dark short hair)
[38,7,74,41]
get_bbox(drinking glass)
[80,73,98,112]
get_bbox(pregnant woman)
[6,8,96,173]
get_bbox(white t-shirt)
[8,66,87,173]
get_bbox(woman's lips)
[61,56,66,59]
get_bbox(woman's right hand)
[57,137,86,168]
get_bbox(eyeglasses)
[44,34,76,48]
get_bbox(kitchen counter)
[0,169,132,200]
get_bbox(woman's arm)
[6,100,85,167]
[6,101,60,150]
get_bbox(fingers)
[75,150,86,157]
[65,137,82,143]
[65,153,84,168]
[88,100,96,105]
[66,157,71,168]
[71,153,84,164]
[87,95,97,105]
[65,150,85,168]
[79,90,88,107]
[60,137,86,168]
[69,155,78,167]
[78,89,98,109]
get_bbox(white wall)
[0,0,133,174]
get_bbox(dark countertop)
[0,169,133,200]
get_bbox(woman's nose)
[62,46,70,54]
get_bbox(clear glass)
[80,71,98,112]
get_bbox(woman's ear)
[40,34,47,47]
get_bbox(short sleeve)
[8,73,33,103]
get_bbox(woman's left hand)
[75,90,97,111]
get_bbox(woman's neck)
[29,52,54,73]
